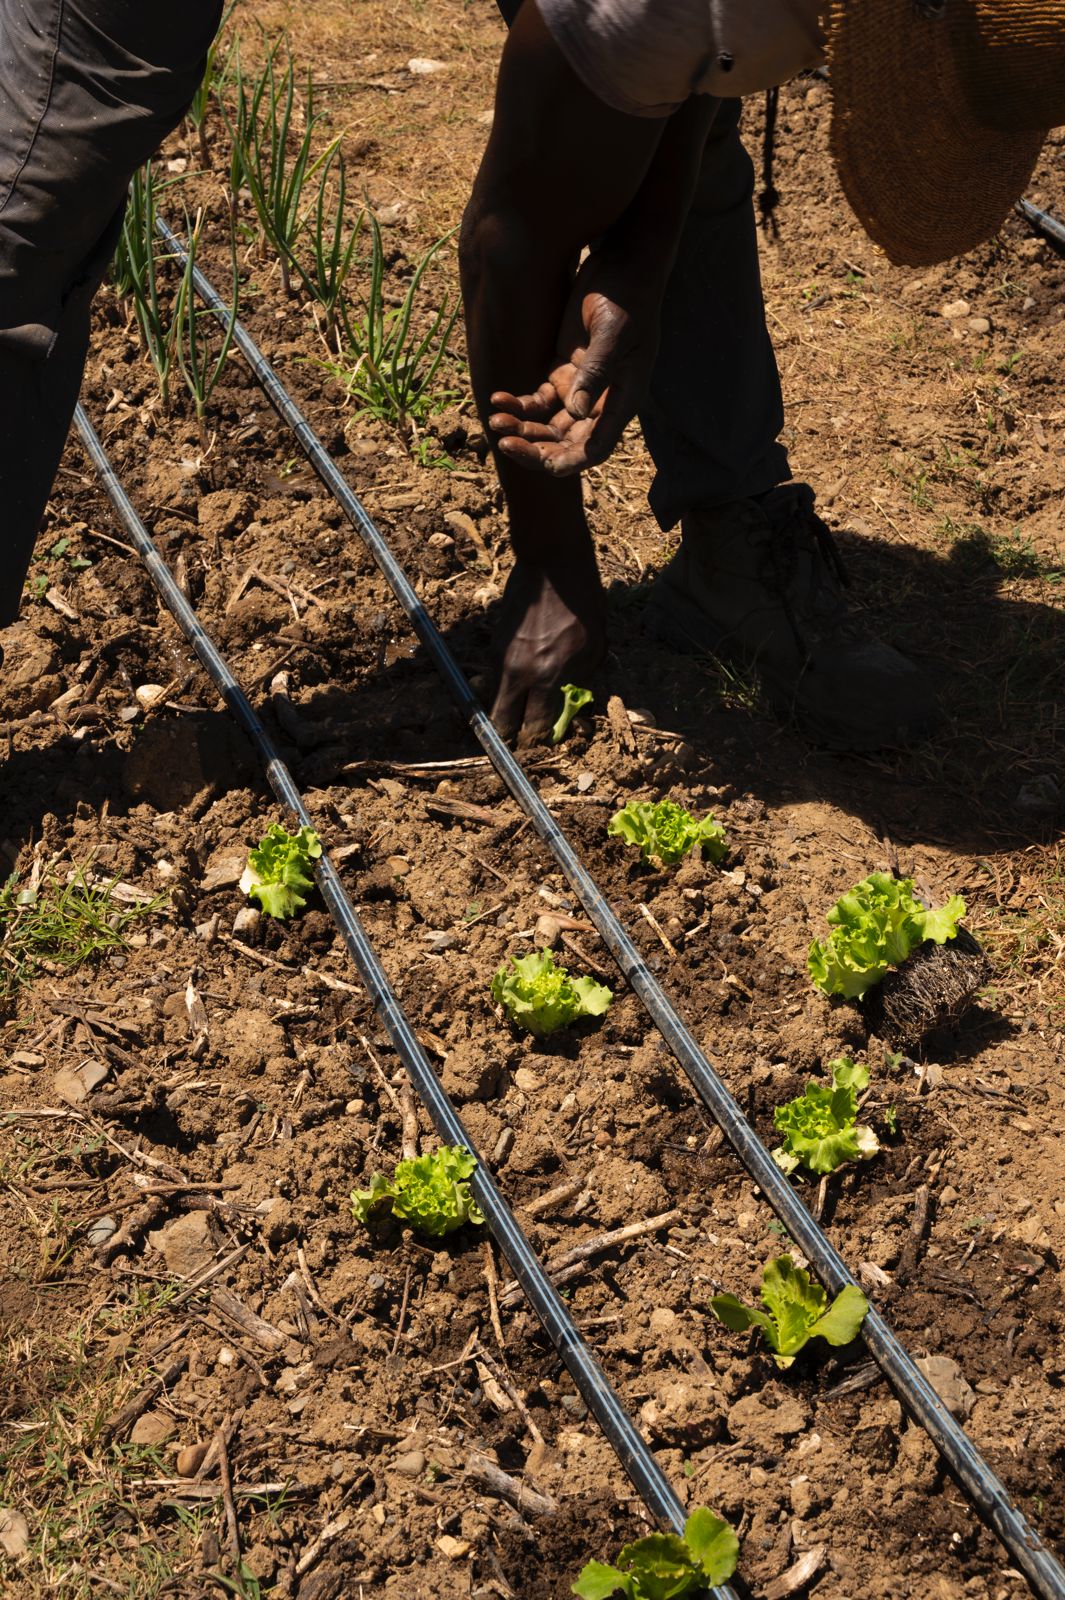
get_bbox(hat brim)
[828,0,1044,267]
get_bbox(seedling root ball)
[864,927,992,1047]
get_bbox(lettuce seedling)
[351,1145,485,1238]
[491,948,613,1038]
[552,683,594,744]
[240,823,322,919]
[808,872,965,999]
[772,1056,880,1176]
[710,1256,868,1369]
[608,799,727,867]
[572,1507,739,1599]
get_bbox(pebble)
[232,905,261,945]
[576,772,595,792]
[176,1442,208,1478]
[130,1411,174,1447]
[135,683,167,710]
[967,316,991,335]
[393,1449,426,1477]
[86,1215,118,1249]
[514,1067,542,1093]
[387,856,411,878]
[940,298,971,319]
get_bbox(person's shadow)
[1,516,1062,875]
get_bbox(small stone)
[195,914,220,944]
[149,1211,217,1277]
[408,56,448,74]
[175,1442,208,1477]
[393,1449,426,1477]
[202,854,246,892]
[789,1476,822,1518]
[514,1067,542,1093]
[135,684,167,711]
[217,1346,236,1366]
[534,913,562,948]
[941,298,971,319]
[576,772,595,793]
[1016,775,1060,817]
[130,1410,174,1447]
[939,1185,959,1205]
[427,532,454,550]
[232,905,261,944]
[0,1508,30,1559]
[437,1535,471,1560]
[86,1215,118,1249]
[966,316,991,335]
[387,856,411,878]
[10,1051,43,1068]
[916,1354,975,1421]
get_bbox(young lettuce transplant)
[808,872,966,1000]
[491,948,613,1038]
[240,822,322,919]
[608,799,728,867]
[572,1507,739,1600]
[710,1255,868,1369]
[351,1145,484,1238]
[772,1056,880,1177]
[552,683,594,744]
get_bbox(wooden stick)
[522,1174,588,1219]
[100,1355,187,1444]
[475,1342,543,1446]
[639,902,678,958]
[483,1240,506,1352]
[499,1209,681,1307]
[216,1426,243,1571]
[390,1265,413,1359]
[466,1452,557,1519]
[399,1076,420,1163]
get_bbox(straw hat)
[828,0,1065,267]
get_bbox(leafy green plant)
[710,1256,868,1369]
[326,212,461,440]
[772,1056,880,1177]
[491,949,613,1038]
[552,683,593,744]
[351,1145,484,1237]
[608,800,727,867]
[240,823,321,918]
[807,872,965,999]
[572,1507,739,1599]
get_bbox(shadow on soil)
[1,523,1062,864]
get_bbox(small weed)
[0,862,165,1002]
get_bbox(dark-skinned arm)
[459,0,716,739]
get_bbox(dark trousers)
[0,0,222,626]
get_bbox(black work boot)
[644,483,942,750]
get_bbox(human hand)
[487,251,660,477]
[489,554,606,742]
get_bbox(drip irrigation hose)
[157,217,1065,1600]
[72,400,735,1598]
[1016,197,1065,251]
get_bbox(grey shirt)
[538,0,826,116]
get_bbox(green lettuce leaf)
[572,1509,739,1599]
[239,822,322,919]
[608,800,728,867]
[807,873,966,999]
[351,1145,485,1238]
[492,949,613,1038]
[552,683,594,744]
[710,1255,868,1368]
[771,1056,880,1176]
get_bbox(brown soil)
[1,5,1063,1600]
